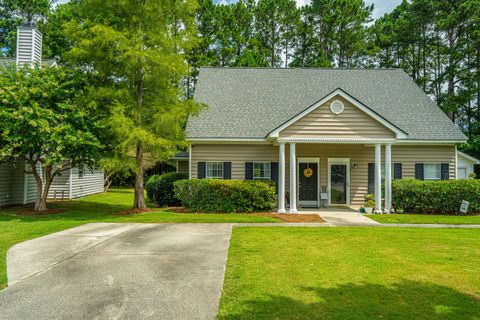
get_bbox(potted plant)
[364,194,375,214]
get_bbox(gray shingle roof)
[187,67,467,141]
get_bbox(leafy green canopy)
[65,0,201,208]
[0,65,103,171]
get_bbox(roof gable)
[272,89,402,139]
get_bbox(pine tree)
[67,0,202,209]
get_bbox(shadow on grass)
[0,190,135,222]
[220,280,480,320]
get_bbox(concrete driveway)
[0,223,232,320]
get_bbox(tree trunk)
[31,162,53,212]
[447,31,455,121]
[133,141,146,209]
[34,179,47,211]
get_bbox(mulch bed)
[167,207,326,223]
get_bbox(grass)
[367,214,480,225]
[0,189,280,288]
[218,227,480,320]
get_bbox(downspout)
[188,145,192,179]
[22,161,28,205]
[69,165,73,199]
[454,145,458,180]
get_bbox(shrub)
[392,179,480,215]
[365,194,375,207]
[174,179,276,213]
[146,172,188,207]
[146,175,161,200]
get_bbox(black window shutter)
[393,163,402,179]
[198,162,206,179]
[270,162,279,192]
[245,162,253,180]
[223,162,231,180]
[368,163,375,194]
[415,163,424,180]
[441,163,449,180]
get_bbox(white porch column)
[289,142,297,213]
[385,144,392,213]
[374,144,382,213]
[278,142,286,213]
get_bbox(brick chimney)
[16,25,43,67]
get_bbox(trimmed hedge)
[392,179,480,215]
[174,179,276,213]
[146,172,188,207]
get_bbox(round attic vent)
[330,100,344,115]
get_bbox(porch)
[277,139,394,214]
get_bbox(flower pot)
[365,207,373,214]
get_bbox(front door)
[329,163,349,205]
[298,162,318,207]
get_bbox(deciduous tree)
[0,65,103,211]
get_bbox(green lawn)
[218,227,480,320]
[367,214,480,225]
[0,189,280,288]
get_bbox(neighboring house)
[456,151,480,179]
[0,161,104,207]
[173,152,190,175]
[0,25,104,208]
[179,67,478,213]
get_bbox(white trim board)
[187,138,466,145]
[268,89,408,139]
[277,137,397,144]
[187,138,268,144]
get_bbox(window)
[78,165,84,178]
[424,163,441,180]
[253,162,271,180]
[206,162,223,179]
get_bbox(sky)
[214,0,402,20]
[291,0,402,20]
[57,0,402,20]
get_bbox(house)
[178,67,479,213]
[0,25,104,208]
[456,151,479,179]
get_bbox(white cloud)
[296,0,400,19]
[295,0,310,7]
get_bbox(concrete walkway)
[310,208,381,226]
[0,223,232,320]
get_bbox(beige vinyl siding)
[289,144,371,205]
[392,145,455,179]
[191,144,278,179]
[176,160,189,175]
[0,163,13,207]
[191,143,456,207]
[280,96,395,138]
[70,167,104,198]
